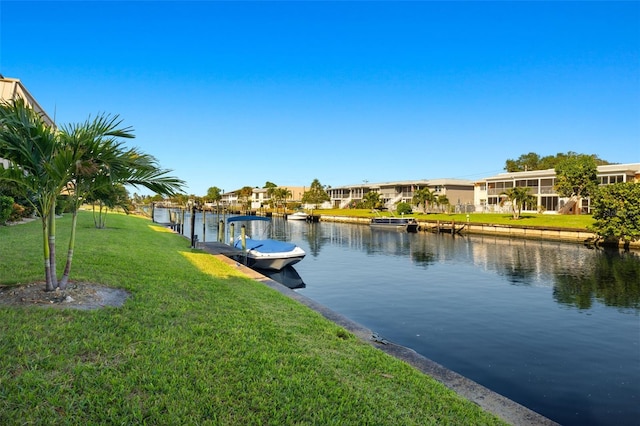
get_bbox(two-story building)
[218,186,307,211]
[474,163,640,214]
[326,178,475,211]
[1,76,56,169]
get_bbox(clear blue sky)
[1,1,639,196]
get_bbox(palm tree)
[1,101,184,291]
[238,186,254,212]
[412,188,435,213]
[500,187,536,219]
[277,187,292,212]
[436,195,450,213]
[56,115,184,287]
[0,99,74,291]
[363,191,381,210]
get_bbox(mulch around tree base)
[0,282,130,310]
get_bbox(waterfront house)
[219,186,307,211]
[474,163,640,214]
[326,179,475,212]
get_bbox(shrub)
[396,202,412,215]
[9,203,25,222]
[0,195,14,225]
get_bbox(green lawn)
[0,212,506,425]
[316,208,594,229]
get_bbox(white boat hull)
[241,246,306,270]
[287,212,309,220]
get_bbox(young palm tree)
[412,188,435,213]
[363,191,381,210]
[1,102,184,290]
[56,114,184,288]
[0,99,74,290]
[500,187,536,219]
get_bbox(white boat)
[370,217,419,232]
[227,216,306,270]
[287,211,309,221]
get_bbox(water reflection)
[257,265,306,289]
[553,249,640,311]
[155,208,640,424]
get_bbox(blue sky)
[1,1,639,196]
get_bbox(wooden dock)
[198,241,243,256]
[422,221,467,235]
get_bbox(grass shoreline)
[1,211,511,425]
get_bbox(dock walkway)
[198,241,243,257]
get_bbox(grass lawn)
[315,208,594,229]
[0,212,506,425]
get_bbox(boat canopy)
[227,215,271,223]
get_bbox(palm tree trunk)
[59,209,78,289]
[42,217,54,291]
[48,201,58,289]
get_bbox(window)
[540,196,558,212]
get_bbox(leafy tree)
[362,191,381,210]
[263,181,277,189]
[412,188,435,212]
[505,152,542,172]
[590,182,640,246]
[302,178,330,209]
[505,151,610,172]
[554,154,599,215]
[205,186,223,211]
[500,187,536,219]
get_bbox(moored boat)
[370,217,419,232]
[227,215,306,270]
[287,211,309,221]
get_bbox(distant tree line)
[504,151,611,172]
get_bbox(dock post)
[240,225,246,250]
[452,220,455,237]
[229,223,235,244]
[202,209,206,243]
[218,220,224,243]
[190,206,196,248]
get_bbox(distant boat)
[287,211,309,221]
[370,217,419,232]
[227,215,306,270]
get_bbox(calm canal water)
[155,209,640,426]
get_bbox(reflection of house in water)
[466,234,640,309]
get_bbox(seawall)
[318,215,640,249]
